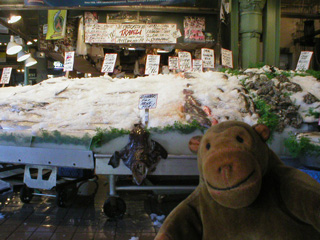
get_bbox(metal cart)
[95,153,199,218]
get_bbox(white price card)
[221,48,233,68]
[178,51,192,72]
[168,57,179,70]
[201,48,215,69]
[63,51,75,72]
[0,67,12,84]
[138,94,158,110]
[101,53,117,73]
[193,59,203,72]
[296,51,313,71]
[145,55,160,75]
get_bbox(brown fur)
[155,121,320,240]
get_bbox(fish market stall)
[0,67,319,215]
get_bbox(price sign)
[178,51,192,72]
[0,67,12,84]
[168,57,179,70]
[201,48,214,69]
[221,48,233,68]
[145,55,160,75]
[192,59,203,72]
[296,51,313,71]
[139,94,158,110]
[101,53,117,73]
[63,51,75,72]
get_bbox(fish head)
[131,161,148,185]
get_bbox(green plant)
[91,127,130,149]
[306,108,320,118]
[248,62,265,68]
[284,133,320,158]
[219,68,242,76]
[149,120,206,134]
[306,69,320,80]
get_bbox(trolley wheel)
[20,185,34,203]
[56,186,77,208]
[103,196,126,218]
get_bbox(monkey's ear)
[252,124,270,142]
[188,136,202,153]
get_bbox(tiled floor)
[0,175,189,240]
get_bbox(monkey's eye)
[236,136,244,143]
[206,143,211,150]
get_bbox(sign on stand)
[138,94,158,126]
[192,59,203,72]
[145,55,160,75]
[221,48,233,68]
[296,51,313,71]
[101,53,117,73]
[178,51,192,72]
[168,57,179,71]
[0,67,12,86]
[201,48,214,69]
[63,51,75,74]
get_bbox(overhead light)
[6,35,23,55]
[25,57,37,67]
[128,47,136,51]
[8,15,21,24]
[157,49,170,53]
[17,51,31,62]
[26,41,33,45]
[33,39,38,42]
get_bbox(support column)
[263,0,280,67]
[231,0,239,69]
[239,0,266,69]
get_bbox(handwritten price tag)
[296,51,313,71]
[63,51,75,72]
[0,67,12,84]
[139,94,158,110]
[201,48,214,69]
[145,55,160,75]
[168,57,179,70]
[101,53,117,73]
[221,48,233,68]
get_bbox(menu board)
[168,57,179,70]
[296,51,313,71]
[221,48,233,68]
[145,24,177,43]
[0,67,12,84]
[178,51,192,72]
[115,24,146,44]
[201,48,214,69]
[63,51,75,72]
[101,53,117,73]
[193,59,203,72]
[85,24,115,43]
[85,23,177,44]
[145,55,160,75]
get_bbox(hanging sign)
[178,51,192,72]
[168,57,179,70]
[63,51,75,72]
[139,94,158,110]
[145,24,177,43]
[221,48,233,68]
[296,51,313,71]
[193,59,203,72]
[101,53,117,73]
[145,55,160,75]
[201,48,214,69]
[0,67,12,85]
[46,10,67,40]
[115,24,146,44]
[184,16,205,42]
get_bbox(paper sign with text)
[201,48,214,69]
[145,55,160,75]
[168,57,179,70]
[0,67,12,84]
[63,51,75,72]
[221,48,233,68]
[178,51,192,72]
[139,94,158,110]
[101,53,117,73]
[193,59,203,72]
[296,51,313,71]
